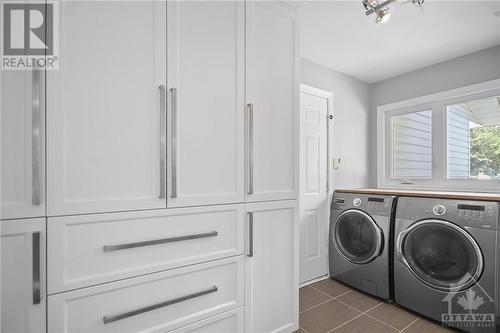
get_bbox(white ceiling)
[299,1,500,83]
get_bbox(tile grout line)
[398,317,420,332]
[334,297,383,314]
[325,299,386,333]
[299,326,310,333]
[325,312,366,333]
[363,312,403,332]
[309,285,352,300]
[300,298,335,314]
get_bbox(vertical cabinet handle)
[170,88,178,198]
[247,212,254,257]
[32,232,41,305]
[247,103,254,195]
[31,70,42,205]
[159,85,167,199]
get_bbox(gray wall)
[301,58,372,189]
[302,46,500,189]
[370,46,500,185]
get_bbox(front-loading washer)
[329,192,396,300]
[394,197,498,333]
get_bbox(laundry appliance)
[394,197,498,333]
[329,192,396,300]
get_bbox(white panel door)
[166,1,245,207]
[1,218,46,333]
[1,69,45,220]
[245,200,298,333]
[246,2,298,202]
[47,1,166,216]
[299,91,330,284]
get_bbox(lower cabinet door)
[1,218,46,333]
[48,257,244,333]
[170,307,244,333]
[245,200,299,333]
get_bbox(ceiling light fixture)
[363,0,424,24]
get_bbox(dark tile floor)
[297,278,455,333]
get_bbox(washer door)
[334,209,383,264]
[397,219,483,291]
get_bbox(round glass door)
[398,220,483,291]
[334,210,383,264]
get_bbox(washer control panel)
[457,204,494,220]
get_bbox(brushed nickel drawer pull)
[103,286,218,324]
[170,87,178,198]
[32,69,42,205]
[247,212,254,257]
[102,231,218,252]
[32,232,41,304]
[159,85,167,199]
[247,103,254,195]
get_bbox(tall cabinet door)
[1,218,46,333]
[246,2,298,202]
[166,1,245,207]
[1,70,46,220]
[245,200,298,333]
[47,1,166,216]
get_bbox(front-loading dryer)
[329,192,396,300]
[394,197,498,333]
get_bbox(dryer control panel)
[396,197,499,230]
[331,193,394,217]
[457,204,495,220]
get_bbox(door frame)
[299,84,334,285]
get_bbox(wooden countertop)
[335,188,500,202]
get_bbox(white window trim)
[377,78,500,193]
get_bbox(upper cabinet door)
[1,69,46,220]
[246,2,298,202]
[166,1,245,208]
[47,1,167,216]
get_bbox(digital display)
[458,204,485,211]
[368,197,384,203]
[333,199,345,205]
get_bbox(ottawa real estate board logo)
[441,273,496,330]
[1,1,59,70]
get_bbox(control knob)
[433,204,446,216]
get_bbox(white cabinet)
[245,200,298,333]
[1,70,45,220]
[166,1,245,207]
[170,307,244,333]
[47,1,167,215]
[246,2,298,202]
[47,205,245,293]
[48,257,244,333]
[1,218,46,333]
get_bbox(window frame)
[377,79,500,192]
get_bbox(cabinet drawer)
[170,307,244,333]
[48,205,244,293]
[48,257,244,333]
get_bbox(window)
[447,97,500,180]
[392,110,432,180]
[377,80,500,191]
